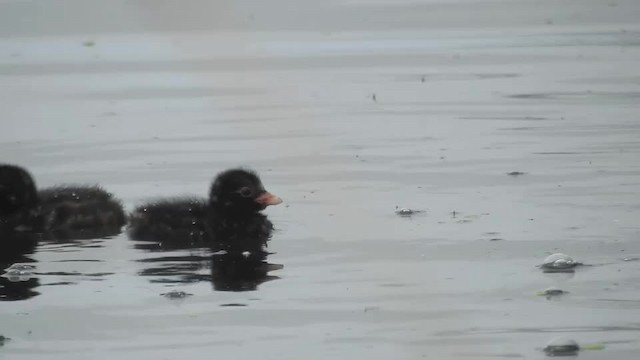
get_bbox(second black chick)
[128,168,282,253]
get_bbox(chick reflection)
[0,231,40,301]
[136,246,282,291]
[211,251,282,292]
[133,220,282,291]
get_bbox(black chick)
[128,168,282,253]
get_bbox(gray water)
[1,0,640,359]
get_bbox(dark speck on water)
[507,171,527,176]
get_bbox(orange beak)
[255,192,283,206]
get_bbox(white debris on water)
[541,253,579,270]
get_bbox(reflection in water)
[38,238,108,253]
[211,251,282,292]
[0,231,40,301]
[43,226,124,242]
[0,272,39,301]
[136,249,282,292]
[134,223,282,292]
[138,252,212,284]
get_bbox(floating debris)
[5,264,36,271]
[544,337,580,356]
[83,41,95,47]
[537,286,569,298]
[507,171,527,176]
[0,335,8,346]
[160,290,193,299]
[4,264,36,280]
[543,337,604,356]
[541,253,581,272]
[395,207,424,217]
[396,208,414,216]
[2,265,35,281]
[2,269,33,276]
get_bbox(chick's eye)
[238,187,253,198]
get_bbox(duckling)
[129,168,282,253]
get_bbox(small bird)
[128,168,282,253]
[0,164,126,241]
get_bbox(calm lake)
[1,0,639,359]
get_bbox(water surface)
[1,0,640,359]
